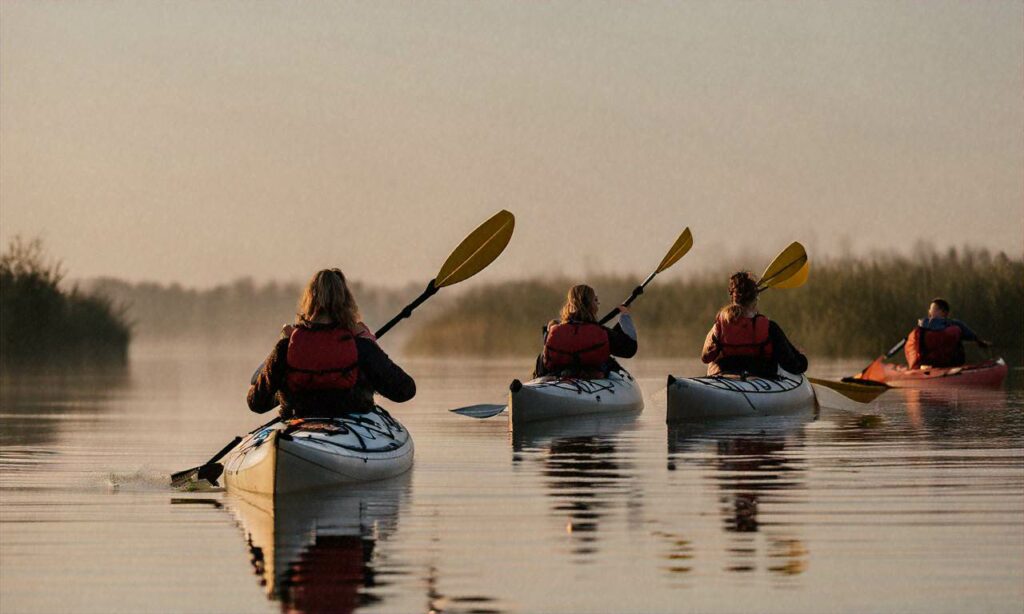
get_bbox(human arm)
[768,321,808,375]
[701,324,720,364]
[355,338,416,403]
[247,338,289,414]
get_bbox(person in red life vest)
[904,298,991,370]
[701,271,807,378]
[248,268,415,418]
[534,284,638,378]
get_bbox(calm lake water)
[2,342,1022,613]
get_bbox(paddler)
[534,284,638,378]
[701,271,807,377]
[248,268,416,418]
[904,298,991,369]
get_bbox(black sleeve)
[356,338,417,403]
[247,338,289,414]
[769,321,808,375]
[607,323,638,359]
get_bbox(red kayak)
[857,357,1008,389]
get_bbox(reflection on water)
[220,476,409,613]
[0,353,1022,613]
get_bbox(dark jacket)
[248,324,415,418]
[702,318,807,377]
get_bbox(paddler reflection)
[226,475,410,613]
[667,416,811,577]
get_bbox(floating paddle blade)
[450,404,507,419]
[772,260,809,289]
[434,210,515,288]
[759,241,808,290]
[655,227,693,274]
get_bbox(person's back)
[904,298,990,369]
[535,284,638,379]
[248,269,416,418]
[701,271,807,378]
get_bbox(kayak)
[666,370,817,422]
[857,357,1008,388]
[508,369,644,426]
[223,406,414,495]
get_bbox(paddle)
[171,210,516,487]
[847,338,906,383]
[598,227,694,325]
[450,227,693,420]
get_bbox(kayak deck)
[509,369,644,426]
[859,358,1008,388]
[667,370,817,422]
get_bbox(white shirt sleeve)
[617,313,637,341]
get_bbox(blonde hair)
[718,271,759,323]
[560,284,598,323]
[296,268,361,329]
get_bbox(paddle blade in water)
[772,260,809,289]
[655,227,693,273]
[759,241,808,289]
[449,404,507,419]
[434,210,515,288]
[809,376,889,403]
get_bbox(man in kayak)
[904,298,992,369]
[248,268,416,418]
[701,271,807,378]
[534,284,637,378]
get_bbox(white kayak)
[508,369,645,426]
[223,406,414,495]
[666,370,817,422]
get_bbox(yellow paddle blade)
[434,210,515,288]
[808,377,889,404]
[772,260,809,289]
[655,227,693,274]
[759,241,808,289]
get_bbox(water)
[2,343,1022,613]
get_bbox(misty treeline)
[405,247,1023,363]
[1,238,130,368]
[82,276,420,343]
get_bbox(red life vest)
[285,326,360,391]
[542,321,611,373]
[715,314,773,359]
[905,324,962,369]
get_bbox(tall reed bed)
[404,247,1022,363]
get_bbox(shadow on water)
[667,414,814,578]
[210,475,411,614]
[511,414,641,563]
[0,365,130,448]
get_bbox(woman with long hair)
[701,271,806,377]
[248,268,415,418]
[535,284,638,378]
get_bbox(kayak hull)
[666,370,816,422]
[861,358,1008,388]
[509,369,644,426]
[223,407,414,495]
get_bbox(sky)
[1,1,1021,288]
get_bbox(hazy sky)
[2,1,1021,287]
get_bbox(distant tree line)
[404,247,1023,363]
[1,238,130,368]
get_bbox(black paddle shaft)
[374,280,439,338]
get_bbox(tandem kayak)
[508,369,644,426]
[223,407,414,495]
[856,357,1008,389]
[666,370,817,423]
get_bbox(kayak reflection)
[667,414,813,577]
[512,414,640,562]
[224,474,410,613]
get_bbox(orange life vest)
[542,321,611,373]
[716,314,773,359]
[285,326,360,391]
[905,324,962,369]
